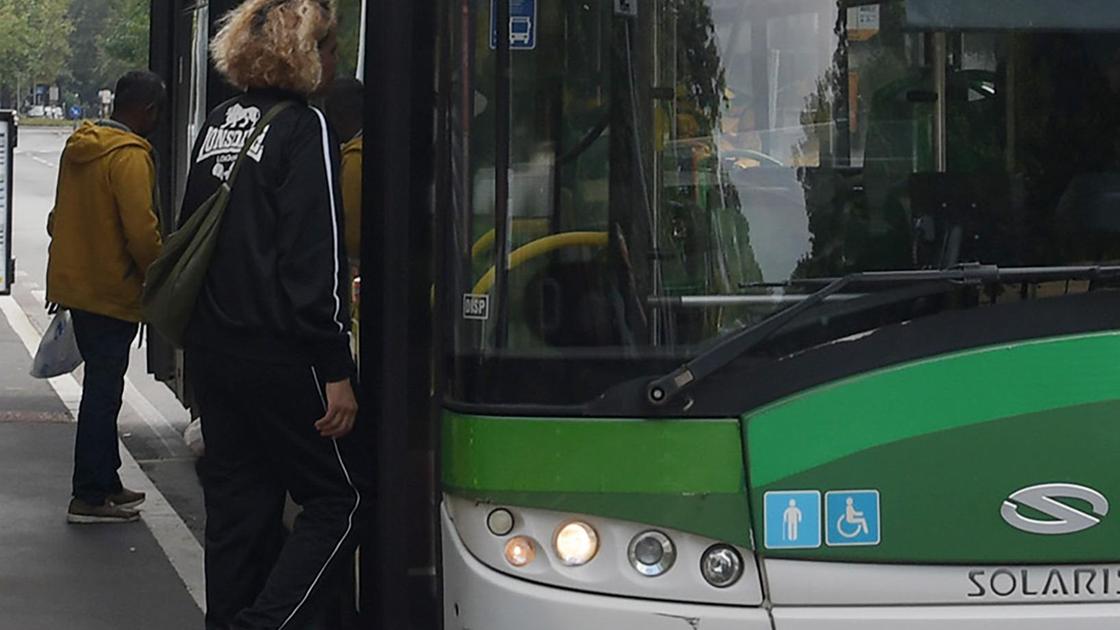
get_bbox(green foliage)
[336,0,363,79]
[673,0,728,136]
[0,0,73,106]
[98,0,149,81]
[64,0,148,108]
[68,0,112,102]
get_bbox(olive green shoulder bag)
[142,101,293,346]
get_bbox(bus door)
[147,1,212,397]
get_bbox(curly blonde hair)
[211,0,337,96]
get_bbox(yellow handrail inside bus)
[471,218,551,259]
[472,231,609,295]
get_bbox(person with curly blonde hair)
[211,0,337,97]
[177,1,364,628]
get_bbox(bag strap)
[223,101,296,189]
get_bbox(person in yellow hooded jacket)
[46,71,166,524]
[326,77,363,272]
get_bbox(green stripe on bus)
[446,489,752,548]
[747,332,1120,488]
[752,401,1120,563]
[444,412,746,493]
[443,412,751,545]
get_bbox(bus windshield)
[444,0,1120,408]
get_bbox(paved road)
[0,312,202,629]
[8,126,206,543]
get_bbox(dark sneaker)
[108,488,146,509]
[67,498,140,524]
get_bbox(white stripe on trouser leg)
[277,368,361,630]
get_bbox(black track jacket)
[179,89,355,383]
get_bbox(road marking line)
[118,440,206,610]
[13,294,177,453]
[0,296,83,411]
[0,295,205,611]
[123,378,183,455]
[14,149,59,169]
[14,152,59,169]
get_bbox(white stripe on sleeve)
[311,106,346,333]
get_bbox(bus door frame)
[359,0,440,626]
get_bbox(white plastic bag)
[184,418,205,457]
[29,310,84,378]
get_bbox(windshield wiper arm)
[646,264,1120,406]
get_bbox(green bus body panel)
[746,332,1120,563]
[442,412,752,546]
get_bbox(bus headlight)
[554,521,599,566]
[487,508,515,536]
[700,544,743,588]
[504,536,537,567]
[628,530,675,576]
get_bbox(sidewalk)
[0,312,203,629]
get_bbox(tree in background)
[337,0,362,79]
[0,0,73,109]
[0,2,32,106]
[66,0,148,112]
[67,0,112,107]
[99,0,149,81]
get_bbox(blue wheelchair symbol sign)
[764,491,821,550]
[490,0,538,50]
[826,490,881,546]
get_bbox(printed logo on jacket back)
[197,104,271,181]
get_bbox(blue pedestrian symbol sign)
[764,491,821,550]
[826,490,881,546]
[491,0,538,50]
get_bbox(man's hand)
[315,379,358,438]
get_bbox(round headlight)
[628,530,676,577]
[504,536,536,568]
[487,508,515,536]
[700,544,743,588]
[554,521,599,566]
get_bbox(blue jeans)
[71,309,137,504]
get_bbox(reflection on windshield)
[447,0,1120,400]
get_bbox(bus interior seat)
[909,172,1022,268]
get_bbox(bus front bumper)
[441,507,772,630]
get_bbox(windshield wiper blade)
[646,264,1120,407]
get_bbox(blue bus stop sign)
[490,0,537,50]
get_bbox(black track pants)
[189,348,363,630]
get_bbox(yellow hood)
[62,121,152,165]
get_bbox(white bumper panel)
[773,603,1120,630]
[767,559,1120,606]
[442,508,772,630]
[444,495,763,605]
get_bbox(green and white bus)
[437,1,1120,628]
[152,0,1120,627]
